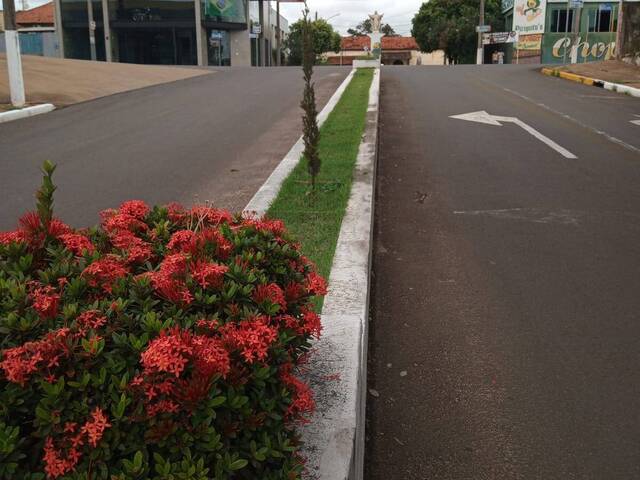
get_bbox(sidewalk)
[0,54,210,107]
[554,60,640,88]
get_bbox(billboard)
[513,0,547,35]
[206,0,246,23]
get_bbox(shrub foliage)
[0,163,326,479]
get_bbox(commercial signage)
[502,0,515,13]
[476,25,492,33]
[206,0,246,23]
[513,0,547,34]
[516,33,542,50]
[570,0,584,7]
[251,23,262,34]
[482,31,519,45]
[543,34,616,63]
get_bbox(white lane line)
[499,86,640,156]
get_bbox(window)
[588,5,616,32]
[550,8,574,33]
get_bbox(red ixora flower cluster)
[253,283,287,312]
[28,282,61,320]
[43,408,111,479]
[280,363,315,424]
[135,327,231,416]
[0,328,71,386]
[221,316,278,364]
[81,256,129,294]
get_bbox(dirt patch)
[557,60,640,88]
[0,54,211,107]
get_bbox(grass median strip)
[267,68,374,306]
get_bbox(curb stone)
[541,67,640,98]
[0,104,55,124]
[244,69,356,217]
[300,67,380,480]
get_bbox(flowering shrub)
[0,163,327,479]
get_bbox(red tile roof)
[341,35,420,52]
[16,3,54,26]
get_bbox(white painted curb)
[301,68,380,480]
[0,104,56,124]
[353,59,381,69]
[244,69,356,217]
[600,80,640,98]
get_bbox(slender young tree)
[300,2,320,190]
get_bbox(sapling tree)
[300,2,321,190]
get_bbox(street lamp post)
[477,0,485,64]
[3,0,26,107]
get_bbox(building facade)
[503,0,639,64]
[326,36,445,66]
[54,0,289,66]
[0,3,60,57]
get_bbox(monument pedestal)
[370,32,383,59]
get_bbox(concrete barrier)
[0,103,55,124]
[301,68,380,480]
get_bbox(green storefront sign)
[205,0,246,23]
[541,32,616,63]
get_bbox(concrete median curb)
[244,69,356,217]
[300,67,380,480]
[244,67,381,479]
[541,67,640,98]
[0,103,56,124]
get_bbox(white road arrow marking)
[450,110,578,159]
[631,115,640,126]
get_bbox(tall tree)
[300,4,320,190]
[285,17,341,66]
[347,18,397,36]
[412,0,503,64]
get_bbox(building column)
[194,0,206,66]
[53,0,65,57]
[258,0,265,66]
[101,0,112,61]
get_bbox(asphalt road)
[367,65,640,479]
[0,67,348,230]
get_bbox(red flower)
[119,200,149,219]
[81,408,111,448]
[147,253,192,304]
[0,230,26,246]
[141,328,194,377]
[191,260,228,289]
[43,436,80,479]
[280,364,315,423]
[76,310,107,331]
[253,283,287,312]
[0,328,71,385]
[82,257,129,293]
[29,284,61,319]
[58,233,95,256]
[167,230,196,253]
[305,272,328,296]
[222,316,278,364]
[188,206,233,227]
[110,230,152,264]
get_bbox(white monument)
[369,11,383,59]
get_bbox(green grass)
[267,68,374,307]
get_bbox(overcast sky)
[1,0,425,37]
[279,0,425,36]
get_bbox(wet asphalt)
[366,65,640,479]
[0,66,348,229]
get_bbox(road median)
[245,67,380,480]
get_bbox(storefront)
[502,0,630,64]
[55,0,288,66]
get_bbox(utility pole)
[3,0,26,107]
[86,0,97,61]
[276,0,281,66]
[615,0,624,59]
[258,0,265,66]
[476,0,485,64]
